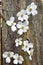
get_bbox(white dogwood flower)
[22,40,33,52]
[2,51,14,63]
[17,21,29,35]
[22,40,29,51]
[13,54,24,64]
[17,9,29,21]
[29,55,32,60]
[26,2,38,16]
[26,43,34,60]
[6,16,17,32]
[27,49,34,60]
[15,38,22,47]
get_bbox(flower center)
[7,53,10,57]
[21,25,24,29]
[25,45,28,48]
[18,40,20,43]
[21,14,24,17]
[29,7,32,12]
[11,22,14,26]
[17,57,20,60]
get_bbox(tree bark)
[1,0,43,65]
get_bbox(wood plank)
[2,0,28,65]
[0,1,2,65]
[26,0,43,65]
[0,21,1,65]
[1,0,43,65]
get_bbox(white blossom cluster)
[6,2,37,35]
[15,38,34,60]
[3,52,24,64]
[3,2,38,64]
[6,16,29,35]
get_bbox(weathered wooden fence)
[0,0,43,65]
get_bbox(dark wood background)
[0,0,43,65]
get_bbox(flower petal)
[18,16,23,21]
[28,43,33,48]
[23,15,29,21]
[23,40,29,45]
[20,9,26,13]
[19,38,22,41]
[27,49,34,55]
[27,50,30,54]
[10,16,15,22]
[32,10,38,16]
[13,60,18,64]
[19,60,23,64]
[31,2,37,10]
[6,21,12,26]
[17,22,22,28]
[29,55,32,60]
[17,12,21,16]
[11,25,17,32]
[23,28,27,32]
[9,52,14,57]
[22,46,27,51]
[2,52,8,58]
[6,57,11,63]
[17,29,23,35]
[19,41,22,45]
[16,43,19,47]
[19,55,24,61]
[23,21,29,26]
[26,9,31,15]
[25,26,29,30]
[13,54,19,59]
